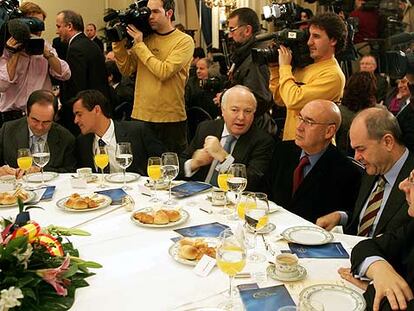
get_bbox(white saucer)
[267,264,307,282]
[245,222,276,234]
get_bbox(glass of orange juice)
[147,157,161,202]
[245,192,269,262]
[237,191,256,220]
[216,168,233,215]
[17,148,33,186]
[94,146,109,188]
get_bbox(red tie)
[292,155,310,194]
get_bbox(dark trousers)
[133,119,188,154]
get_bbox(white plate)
[299,284,366,311]
[245,222,276,234]
[168,237,218,266]
[131,208,189,228]
[0,190,36,207]
[105,173,140,183]
[26,172,58,183]
[267,264,307,282]
[281,226,333,245]
[56,194,112,212]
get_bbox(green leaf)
[61,262,78,278]
[3,235,28,257]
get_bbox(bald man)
[317,107,414,236]
[179,85,274,191]
[264,99,362,223]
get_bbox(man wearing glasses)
[222,8,275,134]
[0,89,76,173]
[317,107,414,237]
[264,99,361,223]
[270,12,346,140]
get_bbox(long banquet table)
[1,174,366,310]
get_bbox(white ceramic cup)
[274,253,299,277]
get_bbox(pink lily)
[36,254,71,296]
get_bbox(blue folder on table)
[95,188,128,205]
[174,222,229,237]
[240,285,295,311]
[288,242,349,258]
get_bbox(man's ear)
[166,9,173,19]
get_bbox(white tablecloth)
[0,174,366,311]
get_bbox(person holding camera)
[224,7,275,134]
[270,12,347,141]
[0,2,70,128]
[112,0,194,153]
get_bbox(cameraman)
[112,0,194,153]
[225,7,275,131]
[270,12,346,140]
[0,2,70,127]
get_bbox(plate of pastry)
[131,207,189,228]
[56,193,112,212]
[0,189,36,207]
[168,237,218,266]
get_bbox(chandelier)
[203,0,237,9]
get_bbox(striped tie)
[358,176,387,237]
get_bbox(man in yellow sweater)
[270,12,346,140]
[112,0,194,153]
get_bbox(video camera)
[252,2,313,67]
[0,0,45,56]
[104,0,152,44]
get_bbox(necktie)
[358,176,387,237]
[292,155,310,195]
[210,135,236,186]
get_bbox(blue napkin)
[95,188,128,205]
[174,222,229,237]
[240,285,295,311]
[287,242,349,258]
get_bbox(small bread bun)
[72,199,89,210]
[179,238,195,246]
[134,212,154,224]
[164,209,181,222]
[154,210,169,224]
[179,245,199,260]
[1,194,16,205]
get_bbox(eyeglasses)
[297,115,335,127]
[228,24,247,33]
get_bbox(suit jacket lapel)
[17,118,30,149]
[374,153,414,235]
[46,124,59,166]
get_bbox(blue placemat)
[288,242,349,258]
[95,188,128,205]
[240,284,295,311]
[174,222,229,237]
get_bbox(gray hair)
[221,85,257,109]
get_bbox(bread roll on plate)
[154,210,169,224]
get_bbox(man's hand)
[278,45,292,66]
[204,136,227,162]
[366,260,414,311]
[316,211,341,231]
[126,24,143,43]
[5,37,22,52]
[338,267,369,291]
[213,92,222,107]
[0,165,17,177]
[191,149,213,171]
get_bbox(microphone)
[386,32,414,47]
[7,19,30,43]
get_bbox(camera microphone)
[7,19,30,43]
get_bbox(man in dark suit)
[85,23,104,52]
[73,90,165,176]
[340,171,414,311]
[265,99,361,223]
[317,107,413,237]
[180,85,274,191]
[0,90,76,173]
[55,10,110,135]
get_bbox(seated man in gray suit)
[180,85,274,191]
[73,90,165,176]
[264,99,362,224]
[0,89,76,172]
[317,107,414,237]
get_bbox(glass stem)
[41,167,44,185]
[101,168,104,187]
[168,180,172,201]
[228,275,234,299]
[123,168,126,188]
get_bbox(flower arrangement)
[0,200,101,310]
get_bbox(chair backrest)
[187,106,213,142]
[113,101,132,121]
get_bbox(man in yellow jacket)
[270,12,346,140]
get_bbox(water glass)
[31,141,50,186]
[161,152,179,205]
[115,142,133,190]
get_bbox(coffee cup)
[77,167,92,179]
[274,253,299,278]
[0,175,16,191]
[211,188,226,206]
